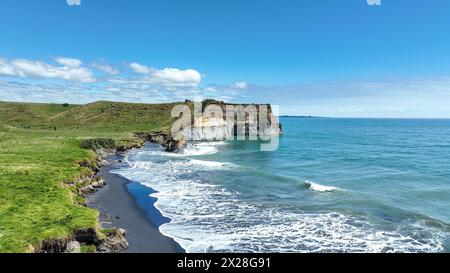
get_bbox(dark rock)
[81,185,95,194]
[74,228,100,245]
[165,139,186,152]
[97,229,129,253]
[104,213,112,221]
[35,238,70,253]
[136,132,186,152]
[381,246,395,253]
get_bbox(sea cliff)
[138,100,282,152]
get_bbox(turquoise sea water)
[113,118,450,253]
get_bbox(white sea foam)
[111,145,448,253]
[196,141,228,146]
[165,142,226,157]
[188,159,236,169]
[306,181,340,192]
[182,146,218,156]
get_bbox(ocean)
[112,118,450,253]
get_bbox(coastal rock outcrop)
[97,229,129,253]
[74,227,100,245]
[79,177,106,195]
[136,131,186,152]
[186,100,282,142]
[136,100,282,151]
[34,227,128,253]
[35,238,71,253]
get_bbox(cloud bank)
[92,63,119,75]
[0,55,230,105]
[0,57,94,83]
[2,55,450,117]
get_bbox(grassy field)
[0,101,178,252]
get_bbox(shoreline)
[87,153,185,253]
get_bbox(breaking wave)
[306,181,341,192]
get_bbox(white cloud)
[233,81,248,90]
[129,62,150,74]
[0,56,239,104]
[92,63,119,75]
[55,57,83,67]
[129,62,202,87]
[67,0,81,6]
[0,57,95,83]
[0,58,16,76]
[150,68,202,87]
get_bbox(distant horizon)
[3,99,450,119]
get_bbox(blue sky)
[1,0,450,117]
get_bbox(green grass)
[0,101,179,252]
[47,101,178,132]
[0,101,79,128]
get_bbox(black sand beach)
[88,158,185,253]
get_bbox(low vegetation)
[0,100,180,252]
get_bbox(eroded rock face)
[165,138,186,152]
[134,102,282,153]
[74,228,100,245]
[35,238,70,253]
[97,229,129,253]
[80,178,106,195]
[137,103,281,152]
[34,228,129,253]
[137,132,187,152]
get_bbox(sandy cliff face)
[143,101,282,151]
[191,102,282,141]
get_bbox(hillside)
[0,101,80,127]
[0,101,179,132]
